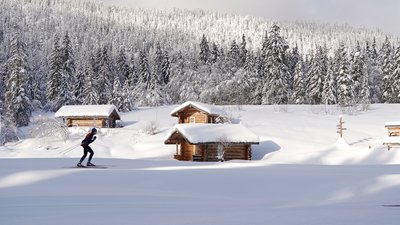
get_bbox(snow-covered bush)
[0,117,19,145]
[221,106,242,124]
[139,121,159,135]
[30,117,69,141]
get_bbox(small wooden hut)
[165,123,259,161]
[55,105,121,128]
[383,121,400,150]
[170,101,226,124]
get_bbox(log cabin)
[165,124,259,161]
[383,121,400,150]
[165,101,259,161]
[55,105,121,128]
[170,101,226,124]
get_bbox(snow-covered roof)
[164,123,259,144]
[54,105,121,119]
[384,121,400,127]
[170,101,225,117]
[383,136,400,144]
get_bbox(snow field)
[1,104,400,225]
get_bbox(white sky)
[98,0,400,36]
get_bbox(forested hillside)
[0,0,399,144]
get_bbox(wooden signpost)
[337,115,347,138]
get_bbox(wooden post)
[336,115,347,138]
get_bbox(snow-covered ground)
[1,104,400,225]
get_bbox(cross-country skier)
[77,128,97,167]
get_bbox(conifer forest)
[0,0,400,143]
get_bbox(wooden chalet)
[383,121,400,150]
[165,101,259,161]
[170,101,226,124]
[55,105,121,128]
[165,124,259,161]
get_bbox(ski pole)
[59,144,80,155]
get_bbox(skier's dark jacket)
[81,133,96,146]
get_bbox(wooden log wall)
[388,127,400,137]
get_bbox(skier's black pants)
[79,145,94,163]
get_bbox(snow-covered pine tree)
[161,50,171,85]
[390,45,400,103]
[227,39,241,69]
[74,67,85,104]
[287,44,300,92]
[261,24,290,105]
[252,52,264,105]
[46,35,62,102]
[335,43,354,107]
[365,40,381,103]
[120,78,135,112]
[350,42,365,104]
[239,34,248,67]
[292,59,306,104]
[359,65,371,110]
[153,43,170,86]
[380,37,395,103]
[209,42,221,65]
[5,32,31,127]
[111,75,123,110]
[0,111,18,145]
[321,60,337,105]
[94,45,114,104]
[52,32,76,110]
[307,46,327,104]
[82,62,99,105]
[116,46,131,84]
[167,51,186,103]
[199,34,210,65]
[134,49,153,106]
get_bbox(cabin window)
[189,116,195,123]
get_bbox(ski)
[382,205,400,207]
[62,165,108,169]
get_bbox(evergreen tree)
[321,60,337,105]
[239,34,248,67]
[74,67,85,104]
[199,34,210,64]
[134,50,154,106]
[5,32,31,127]
[365,40,381,103]
[335,43,354,107]
[227,40,240,68]
[380,37,395,103]
[116,46,131,84]
[209,42,221,65]
[350,42,365,104]
[47,35,63,102]
[307,46,327,104]
[82,63,98,105]
[94,45,113,104]
[359,66,371,110]
[153,43,170,86]
[139,50,151,90]
[161,50,171,85]
[287,44,300,91]
[261,24,290,105]
[390,46,400,103]
[120,78,135,112]
[291,60,306,104]
[111,76,123,110]
[53,32,76,110]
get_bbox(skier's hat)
[91,128,97,133]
